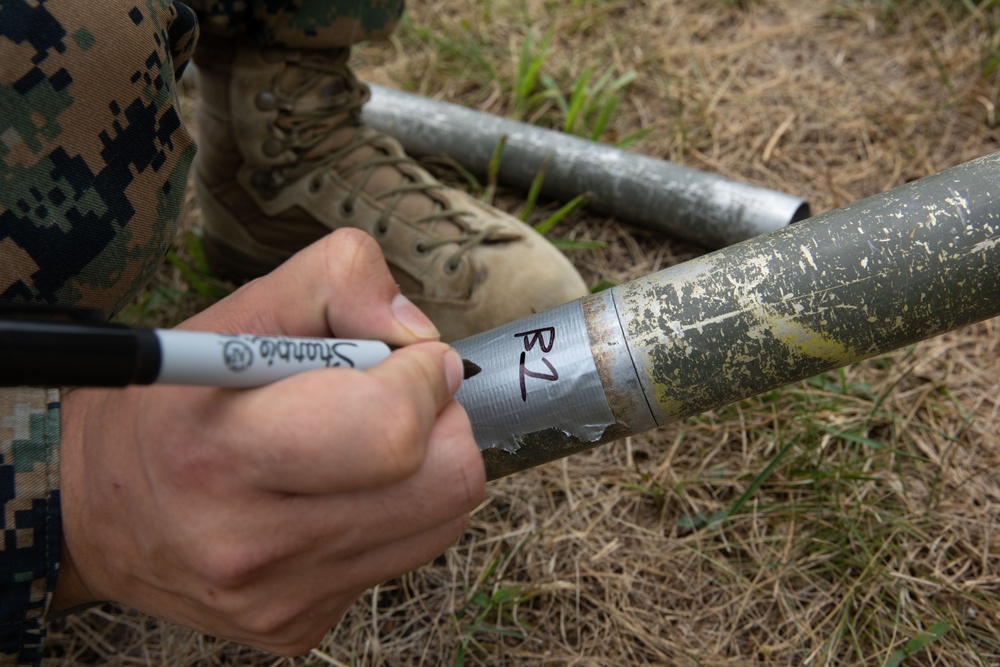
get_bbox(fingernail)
[391,293,440,340]
[444,348,464,395]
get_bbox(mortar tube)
[362,85,810,249]
[451,152,1000,480]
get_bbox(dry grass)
[44,0,1000,665]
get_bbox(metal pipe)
[363,84,810,249]
[452,153,1000,480]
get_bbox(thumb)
[234,342,468,494]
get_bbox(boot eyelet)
[255,92,278,112]
[444,257,462,275]
[374,220,390,237]
[309,177,322,193]
[412,241,430,257]
[340,201,356,217]
[262,138,285,157]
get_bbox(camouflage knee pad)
[1,0,198,318]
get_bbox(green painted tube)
[452,153,1000,479]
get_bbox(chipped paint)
[973,238,1000,253]
[801,245,819,271]
[761,314,855,365]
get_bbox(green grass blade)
[518,156,550,221]
[540,73,569,116]
[550,238,607,250]
[564,68,592,134]
[717,436,799,526]
[884,620,950,667]
[513,30,553,119]
[482,134,508,205]
[533,193,589,235]
[589,278,617,293]
[614,127,652,149]
[608,70,639,92]
[590,96,620,140]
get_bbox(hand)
[53,229,486,655]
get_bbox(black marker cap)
[0,320,161,387]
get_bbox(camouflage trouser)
[0,2,401,664]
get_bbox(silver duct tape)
[452,301,616,452]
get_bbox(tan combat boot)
[192,35,588,341]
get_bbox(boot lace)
[257,52,516,267]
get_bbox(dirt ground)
[44,0,1000,665]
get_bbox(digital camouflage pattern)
[0,0,198,319]
[0,1,399,664]
[0,389,59,667]
[1,0,197,661]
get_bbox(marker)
[0,319,481,388]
